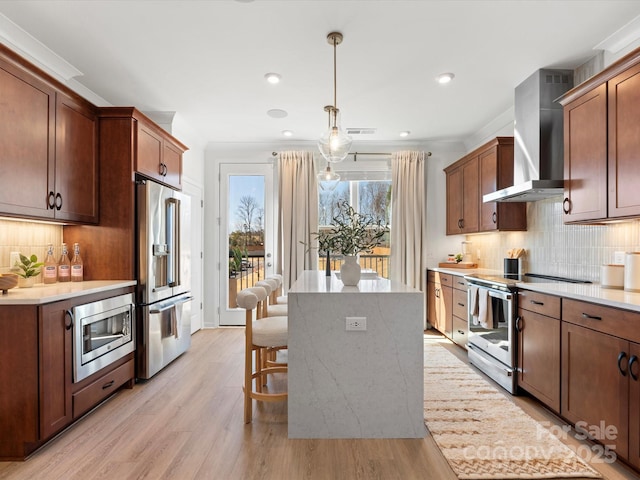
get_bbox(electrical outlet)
[614,251,625,264]
[346,317,366,331]
[9,252,20,271]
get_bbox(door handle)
[55,193,63,211]
[629,355,638,381]
[618,351,628,376]
[65,310,74,330]
[563,197,571,214]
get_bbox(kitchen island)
[287,270,425,439]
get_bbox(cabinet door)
[0,58,55,219]
[163,141,182,189]
[517,309,560,412]
[563,83,607,222]
[39,301,73,440]
[608,63,640,218]
[446,166,464,235]
[427,280,437,329]
[55,93,98,223]
[440,285,453,338]
[629,341,640,469]
[136,121,164,182]
[461,158,479,233]
[561,322,628,459]
[479,147,498,231]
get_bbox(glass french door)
[219,163,275,326]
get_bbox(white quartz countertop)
[0,280,136,305]
[428,265,640,313]
[290,270,420,294]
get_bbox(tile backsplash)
[469,198,640,282]
[0,219,63,280]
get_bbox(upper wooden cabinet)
[560,46,640,223]
[445,137,526,235]
[0,45,98,224]
[136,115,185,190]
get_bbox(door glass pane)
[228,175,265,309]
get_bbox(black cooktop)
[465,273,592,288]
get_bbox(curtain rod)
[271,151,432,160]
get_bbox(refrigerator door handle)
[149,296,194,314]
[167,197,181,288]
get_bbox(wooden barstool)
[236,288,288,424]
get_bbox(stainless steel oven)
[465,274,517,393]
[73,293,135,382]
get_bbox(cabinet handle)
[581,313,602,321]
[629,355,638,381]
[492,212,497,224]
[618,351,628,376]
[457,281,465,286]
[515,316,523,332]
[48,191,55,209]
[65,310,74,330]
[457,302,465,307]
[102,380,115,390]
[530,300,544,306]
[158,163,165,176]
[55,193,63,211]
[562,197,571,214]
[435,288,440,298]
[162,163,168,176]
[457,330,465,335]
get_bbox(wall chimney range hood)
[483,69,574,203]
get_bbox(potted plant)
[316,201,389,285]
[14,253,43,288]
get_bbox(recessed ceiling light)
[436,72,455,84]
[282,130,293,137]
[400,131,410,137]
[265,73,281,84]
[267,109,288,118]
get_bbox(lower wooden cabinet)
[516,290,561,412]
[427,271,453,338]
[0,288,135,460]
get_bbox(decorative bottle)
[58,243,71,282]
[71,243,83,282]
[43,243,58,284]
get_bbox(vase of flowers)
[317,201,389,286]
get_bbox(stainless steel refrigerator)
[136,177,192,379]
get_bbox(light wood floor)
[0,328,638,480]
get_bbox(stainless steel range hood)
[483,69,574,203]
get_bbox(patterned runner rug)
[423,340,601,479]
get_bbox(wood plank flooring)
[0,329,638,479]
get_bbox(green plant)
[316,201,389,256]
[15,254,43,278]
[229,247,243,276]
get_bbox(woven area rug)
[423,340,602,479]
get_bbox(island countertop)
[289,270,420,294]
[0,280,137,305]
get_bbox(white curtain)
[390,151,427,291]
[277,151,319,290]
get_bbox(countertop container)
[601,264,624,289]
[624,253,640,292]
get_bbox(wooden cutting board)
[438,262,478,269]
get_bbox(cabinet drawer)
[452,316,468,349]
[452,288,468,319]
[453,276,469,291]
[427,271,452,286]
[72,359,134,418]
[518,290,561,318]
[562,298,640,343]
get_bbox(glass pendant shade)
[317,165,341,191]
[318,125,352,163]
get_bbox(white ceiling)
[1,0,640,147]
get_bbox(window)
[318,173,391,278]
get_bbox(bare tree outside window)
[359,181,391,224]
[319,183,350,225]
[236,195,259,235]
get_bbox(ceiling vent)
[346,128,376,135]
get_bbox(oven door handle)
[150,296,193,314]
[484,289,512,301]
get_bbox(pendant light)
[318,32,352,163]
[317,164,341,191]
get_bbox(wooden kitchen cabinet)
[516,290,561,412]
[0,45,98,224]
[0,287,134,460]
[560,46,640,223]
[427,270,453,337]
[451,276,468,349]
[136,115,185,190]
[561,298,640,466]
[445,137,526,235]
